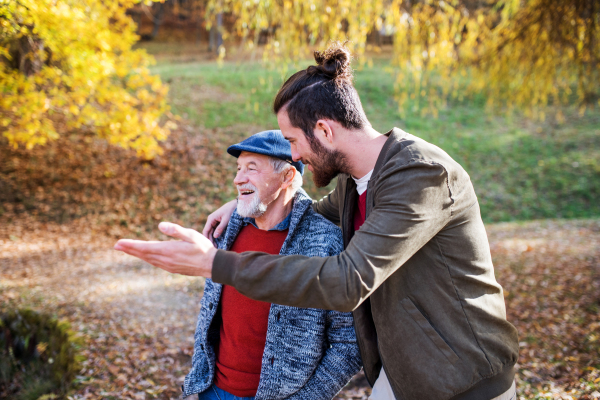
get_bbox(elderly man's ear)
[282,167,295,189]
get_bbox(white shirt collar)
[351,169,373,195]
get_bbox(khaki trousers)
[368,370,517,400]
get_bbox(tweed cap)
[227,130,304,175]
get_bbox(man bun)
[273,41,368,139]
[308,42,353,83]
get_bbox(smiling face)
[277,109,347,188]
[234,152,286,218]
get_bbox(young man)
[180,130,361,400]
[116,44,519,400]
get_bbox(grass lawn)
[150,56,600,223]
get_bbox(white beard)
[236,184,268,218]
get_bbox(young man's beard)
[306,137,349,188]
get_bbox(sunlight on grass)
[149,56,600,223]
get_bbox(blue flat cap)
[227,130,304,175]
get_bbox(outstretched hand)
[114,222,216,278]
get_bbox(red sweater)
[354,190,368,231]
[214,223,288,397]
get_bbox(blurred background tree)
[1,0,598,228]
[202,0,599,118]
[0,0,173,158]
[1,0,597,157]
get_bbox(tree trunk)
[150,2,166,40]
[209,13,223,53]
[216,13,223,50]
[17,35,44,76]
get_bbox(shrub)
[0,309,82,400]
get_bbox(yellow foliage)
[0,0,171,158]
[461,0,600,118]
[207,0,385,67]
[206,0,599,118]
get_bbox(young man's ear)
[314,120,334,145]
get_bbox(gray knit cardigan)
[182,189,361,399]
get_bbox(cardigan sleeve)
[285,309,362,400]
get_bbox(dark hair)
[273,42,370,141]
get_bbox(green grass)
[153,61,281,130]
[150,58,600,223]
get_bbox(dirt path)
[1,219,599,399]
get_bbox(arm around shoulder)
[212,161,453,312]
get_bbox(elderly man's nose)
[233,170,247,185]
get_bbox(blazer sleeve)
[212,160,454,312]
[311,184,342,226]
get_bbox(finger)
[114,239,166,254]
[213,223,224,238]
[114,240,164,260]
[114,245,164,267]
[159,222,202,243]
[202,216,219,239]
[207,232,216,247]
[114,246,175,271]
[214,215,231,238]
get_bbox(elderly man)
[180,130,361,400]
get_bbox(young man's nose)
[291,148,302,163]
